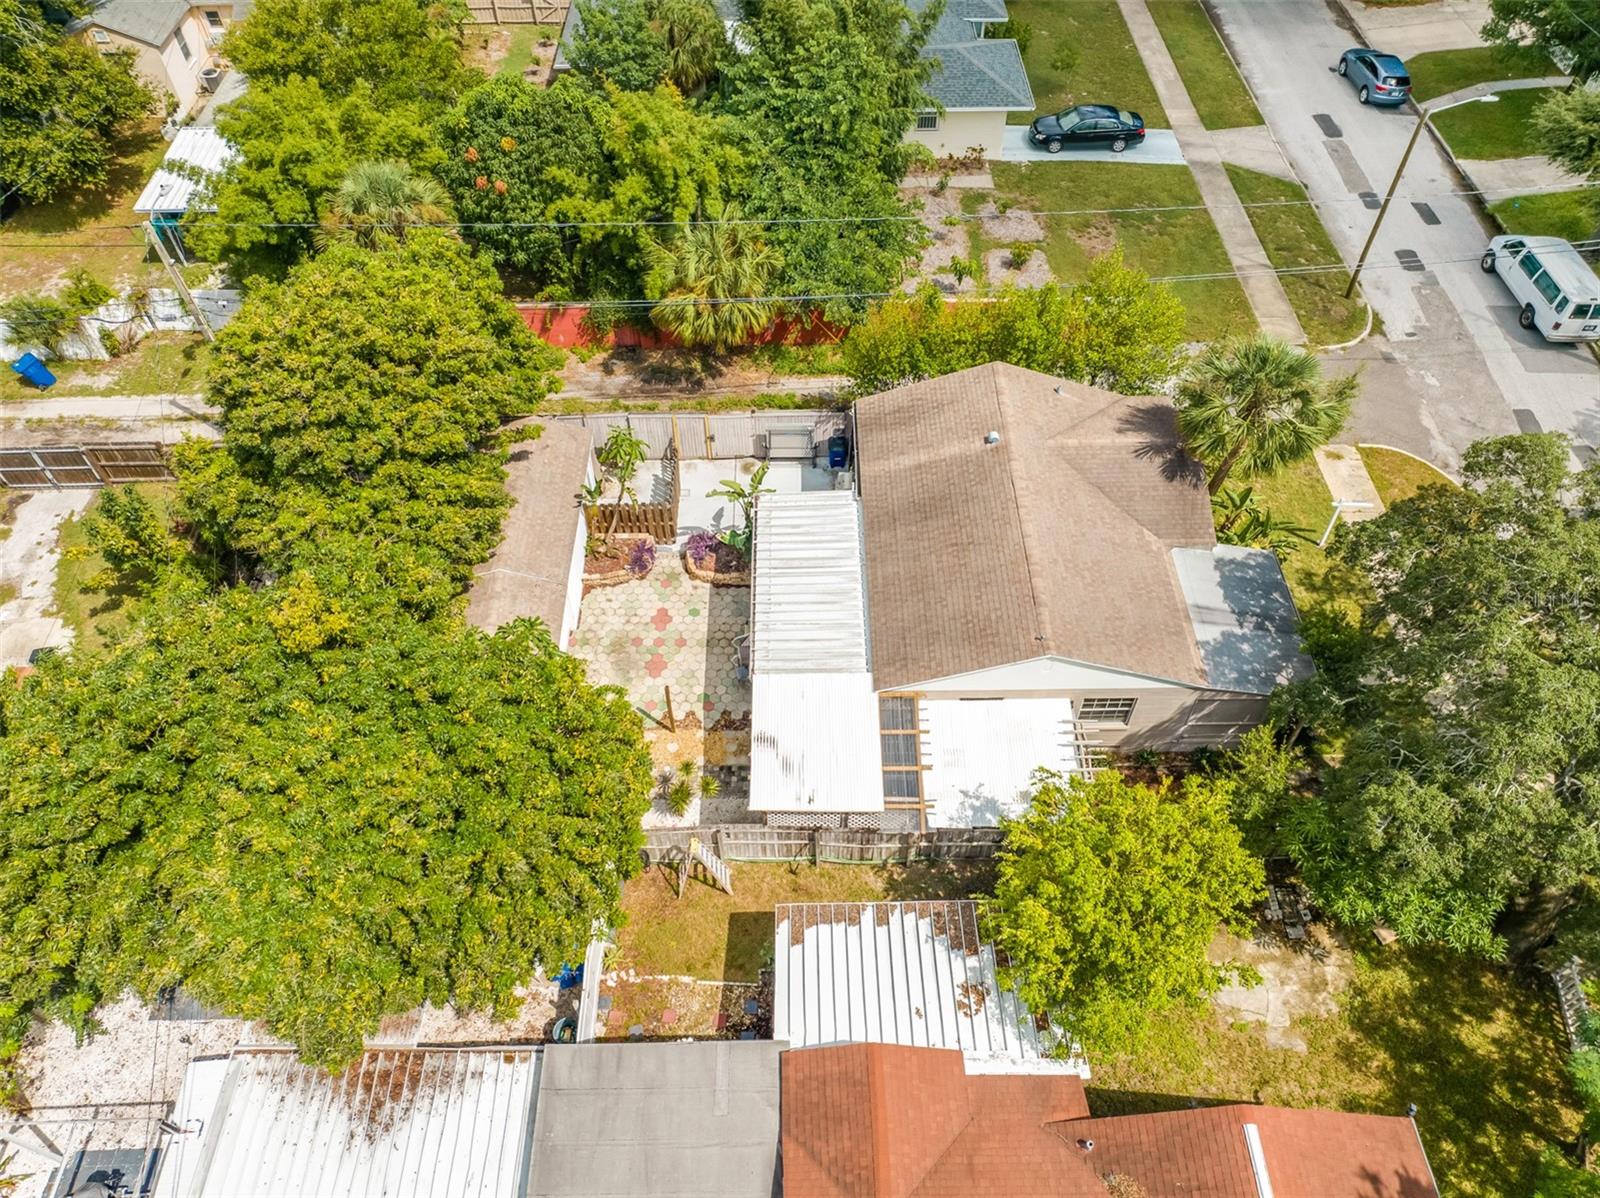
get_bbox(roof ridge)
[992,369,1053,659]
[938,40,1032,107]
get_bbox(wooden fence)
[583,443,679,541]
[0,443,172,489]
[464,0,566,23]
[643,825,1004,866]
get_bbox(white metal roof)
[922,696,1082,828]
[751,492,869,674]
[1172,546,1315,695]
[152,1047,541,1198]
[771,901,1088,1076]
[133,128,236,215]
[749,672,883,813]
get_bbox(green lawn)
[614,861,995,982]
[52,482,176,654]
[1238,456,1368,617]
[1405,45,1558,104]
[985,161,1253,340]
[1358,445,1455,506]
[0,336,210,401]
[1091,944,1580,1198]
[1431,87,1554,160]
[1225,165,1366,347]
[1146,0,1261,130]
[1490,188,1600,242]
[495,23,559,78]
[1004,0,1167,127]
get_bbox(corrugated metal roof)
[771,901,1088,1076]
[751,492,869,674]
[1171,546,1315,695]
[922,696,1081,828]
[153,1047,541,1198]
[133,128,236,215]
[749,672,882,814]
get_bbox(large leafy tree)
[569,0,669,91]
[436,75,610,288]
[176,232,562,614]
[224,0,478,109]
[1484,0,1600,81]
[1175,334,1356,495]
[0,0,150,204]
[1532,88,1600,236]
[645,204,782,350]
[843,254,1187,394]
[0,573,653,1070]
[987,770,1263,1056]
[187,77,445,279]
[1284,434,1600,956]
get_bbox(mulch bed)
[584,534,655,590]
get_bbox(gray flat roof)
[526,1042,782,1198]
[1172,545,1315,694]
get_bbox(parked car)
[1481,235,1600,342]
[1336,48,1412,105]
[1029,104,1146,153]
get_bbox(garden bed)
[583,534,656,589]
[682,533,750,585]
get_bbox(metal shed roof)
[771,901,1087,1076]
[152,1047,541,1198]
[133,128,236,215]
[751,491,869,674]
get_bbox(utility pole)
[1344,94,1499,299]
[143,220,216,343]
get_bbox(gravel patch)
[976,202,1046,243]
[984,248,1057,289]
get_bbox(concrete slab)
[0,490,94,669]
[1340,0,1492,57]
[1461,154,1591,200]
[1211,124,1298,181]
[998,123,1186,165]
[1314,444,1385,527]
[673,457,839,539]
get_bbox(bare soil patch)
[976,201,1046,243]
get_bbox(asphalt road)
[1210,0,1599,473]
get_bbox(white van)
[1481,235,1600,342]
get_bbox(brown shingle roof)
[465,421,591,638]
[855,363,1217,691]
[781,1044,1439,1198]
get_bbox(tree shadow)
[8,122,165,234]
[1115,401,1208,487]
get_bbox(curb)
[1319,296,1376,352]
[1353,441,1462,484]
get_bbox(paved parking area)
[998,124,1186,165]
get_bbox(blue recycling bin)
[827,434,849,469]
[10,353,55,389]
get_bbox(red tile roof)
[780,1045,1438,1198]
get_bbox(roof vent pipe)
[984,431,1000,445]
[1078,1139,1094,1152]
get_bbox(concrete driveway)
[0,490,93,669]
[998,124,1186,166]
[1209,0,1600,471]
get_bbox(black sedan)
[1029,104,1146,153]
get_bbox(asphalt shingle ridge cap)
[990,366,1054,663]
[925,39,1034,109]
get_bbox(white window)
[1078,697,1137,726]
[204,8,224,28]
[91,28,111,42]
[174,27,191,60]
[915,111,940,131]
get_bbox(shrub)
[62,269,114,313]
[685,530,717,563]
[0,294,74,351]
[988,18,1032,57]
[627,537,657,576]
[98,327,123,358]
[667,778,694,816]
[1008,243,1035,270]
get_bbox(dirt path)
[0,490,94,668]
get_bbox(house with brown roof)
[466,421,594,649]
[747,362,1311,830]
[781,1042,1440,1198]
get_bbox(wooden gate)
[0,444,172,489]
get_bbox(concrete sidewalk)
[1338,0,1491,57]
[1119,0,1306,343]
[1313,444,1385,530]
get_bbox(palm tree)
[1175,334,1358,496]
[644,204,783,353]
[596,426,649,545]
[319,161,450,250]
[653,0,726,93]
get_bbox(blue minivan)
[1337,48,1413,106]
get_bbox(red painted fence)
[514,304,850,350]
